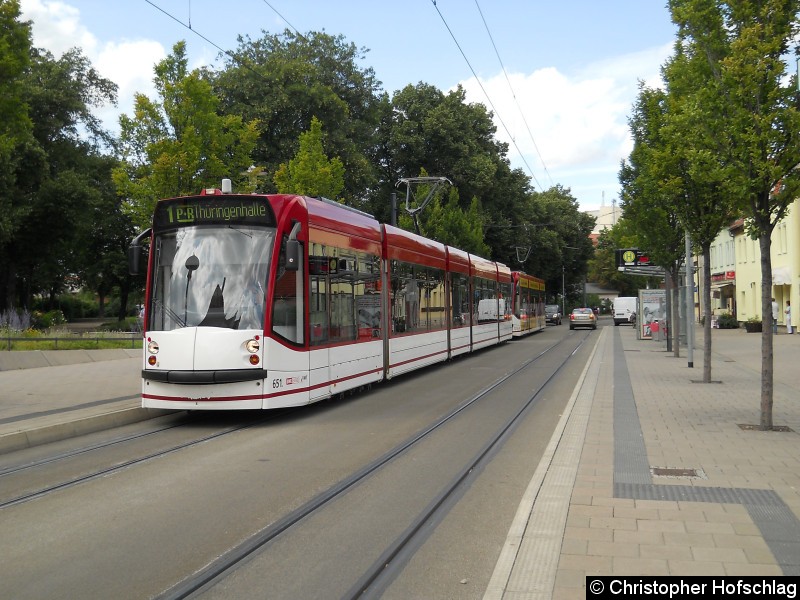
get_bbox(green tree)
[519,185,595,298]
[74,153,138,321]
[0,0,33,308]
[381,82,535,265]
[273,117,345,198]
[213,30,382,205]
[668,0,800,428]
[114,41,260,228]
[619,84,688,357]
[659,37,739,381]
[0,27,119,310]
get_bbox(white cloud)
[21,0,166,132]
[20,0,96,55]
[458,43,672,204]
[93,39,166,129]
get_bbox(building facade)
[700,203,799,326]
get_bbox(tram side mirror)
[128,244,143,275]
[285,239,300,271]
[128,228,151,276]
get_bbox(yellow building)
[731,203,799,327]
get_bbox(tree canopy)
[273,116,345,199]
[114,41,260,229]
[1,11,594,320]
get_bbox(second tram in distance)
[129,182,546,410]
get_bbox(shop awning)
[772,266,792,286]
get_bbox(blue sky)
[20,0,677,211]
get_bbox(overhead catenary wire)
[144,0,320,89]
[259,0,308,42]
[430,0,544,192]
[474,0,554,187]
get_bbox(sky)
[19,0,677,212]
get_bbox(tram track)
[156,330,592,600]
[0,410,297,509]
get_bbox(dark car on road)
[545,304,562,325]
[569,307,597,330]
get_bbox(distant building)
[585,200,621,245]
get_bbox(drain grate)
[651,467,703,478]
[738,424,794,433]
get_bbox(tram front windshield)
[148,226,275,332]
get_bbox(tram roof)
[383,224,447,269]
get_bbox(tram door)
[270,239,311,406]
[308,253,331,402]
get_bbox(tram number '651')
[272,375,308,389]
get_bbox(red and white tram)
[511,271,546,337]
[129,185,544,410]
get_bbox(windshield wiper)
[227,225,253,238]
[153,298,187,328]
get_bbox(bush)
[98,317,141,332]
[32,309,67,329]
[716,312,738,329]
[32,293,98,320]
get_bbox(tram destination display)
[154,196,275,229]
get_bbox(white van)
[613,296,638,326]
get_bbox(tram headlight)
[245,338,260,353]
[147,340,159,354]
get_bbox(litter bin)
[651,319,662,341]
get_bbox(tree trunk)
[759,231,774,430]
[118,278,131,322]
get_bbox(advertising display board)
[638,289,667,340]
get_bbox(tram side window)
[272,236,304,345]
[426,267,445,330]
[389,263,445,334]
[355,252,382,339]
[390,261,407,333]
[309,246,381,344]
[515,282,528,319]
[451,273,469,327]
[309,243,328,346]
[500,281,512,320]
[414,268,429,332]
[329,248,356,343]
[475,277,498,322]
[389,261,417,333]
